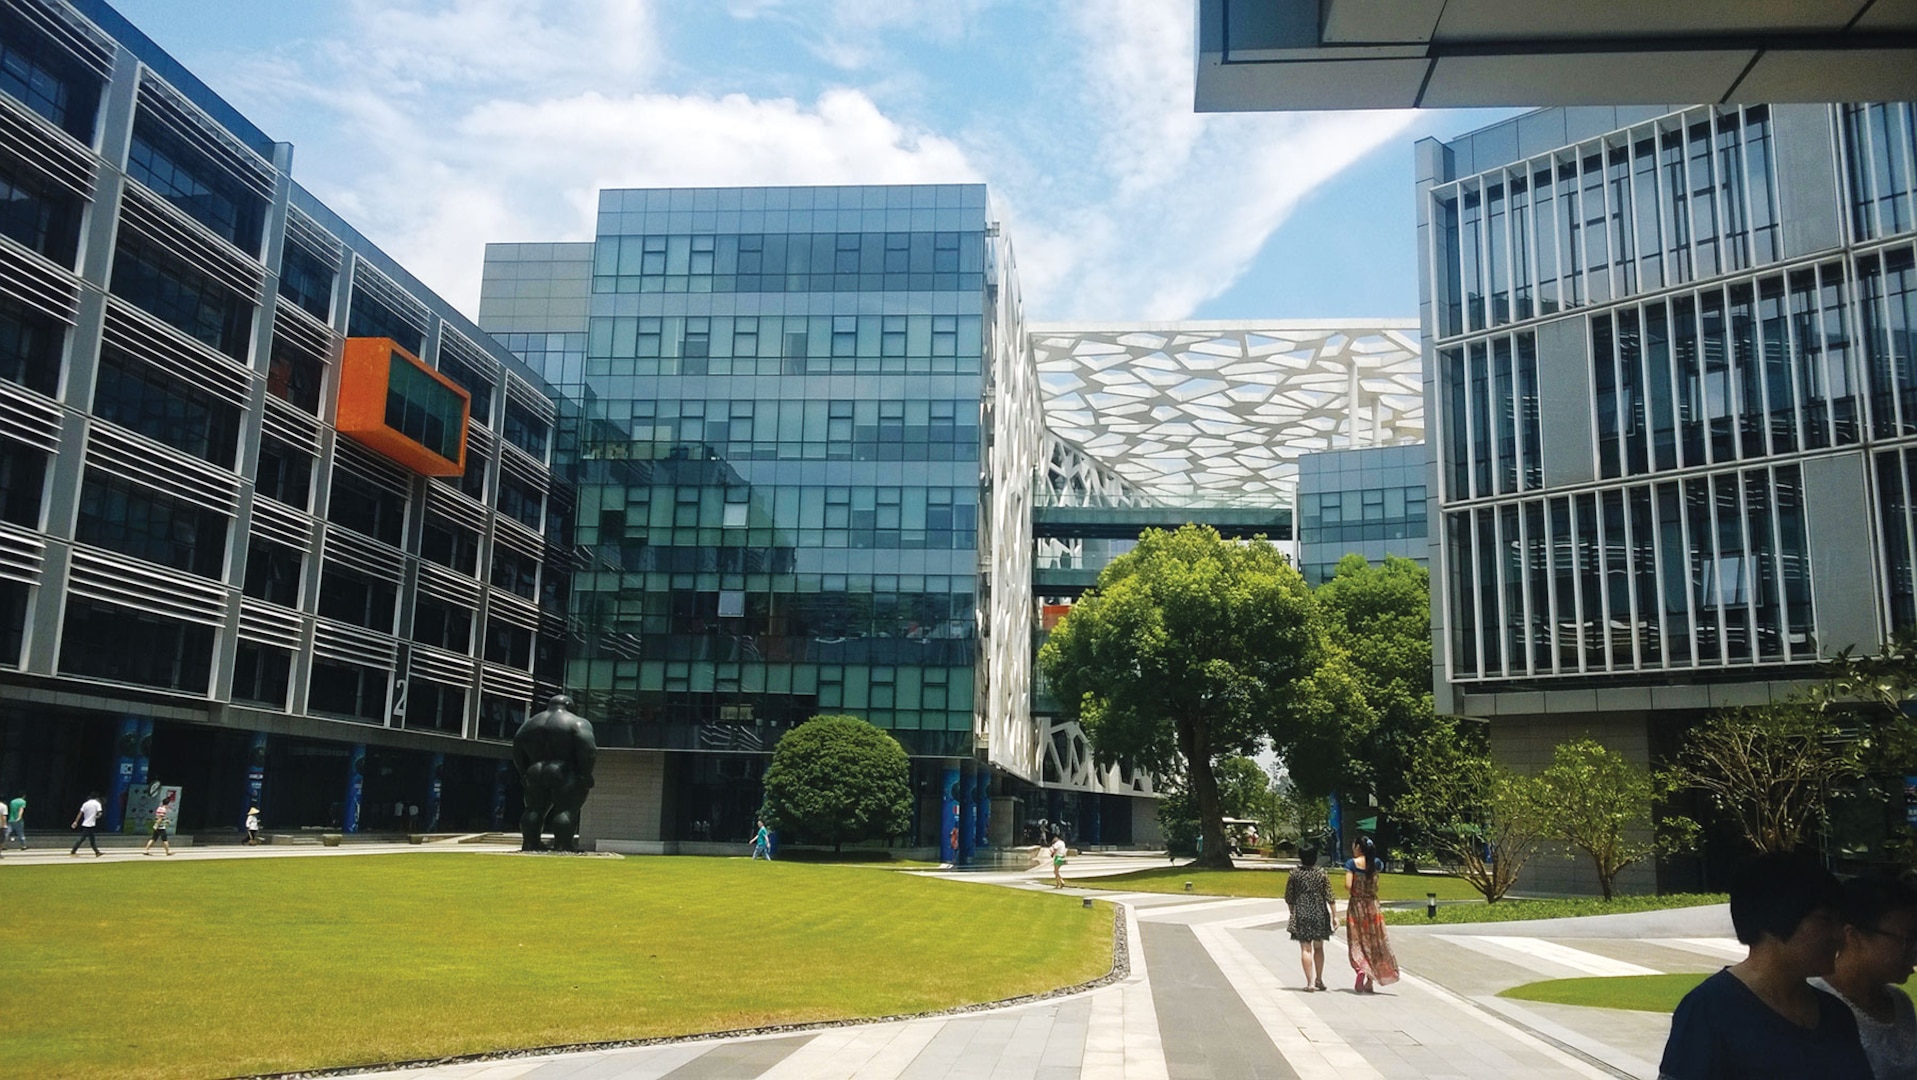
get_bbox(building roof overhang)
[1196,0,1917,111]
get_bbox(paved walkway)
[352,855,1723,1080]
[9,841,1722,1078]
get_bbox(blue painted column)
[132,719,154,785]
[490,760,510,831]
[1327,791,1343,858]
[343,743,367,833]
[243,731,268,829]
[958,764,977,865]
[938,763,960,864]
[105,716,143,832]
[973,769,990,850]
[425,752,445,831]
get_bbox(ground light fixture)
[1427,892,1438,919]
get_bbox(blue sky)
[112,0,1514,325]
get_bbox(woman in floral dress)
[1344,836,1400,993]
[1285,847,1336,990]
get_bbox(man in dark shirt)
[1660,852,1873,1079]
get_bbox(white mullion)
[1734,469,1759,662]
[1903,450,1917,635]
[1625,485,1644,670]
[1668,296,1689,470]
[1596,494,1615,672]
[1675,478,1702,669]
[1707,470,1729,669]
[1771,464,1801,664]
[1519,502,1536,676]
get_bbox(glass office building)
[0,0,567,836]
[1295,443,1428,586]
[1420,102,1917,891]
[481,186,1045,855]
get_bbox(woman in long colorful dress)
[1344,836,1400,993]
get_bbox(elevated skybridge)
[1029,492,1291,541]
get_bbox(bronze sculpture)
[512,694,598,852]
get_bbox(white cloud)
[218,0,1410,323]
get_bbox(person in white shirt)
[69,792,104,857]
[1047,832,1068,888]
[1812,875,1917,1080]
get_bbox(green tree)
[1664,699,1865,855]
[1394,720,1547,902]
[1039,525,1366,868]
[1535,739,1687,900]
[759,715,911,851]
[1313,554,1440,822]
[1215,754,1277,823]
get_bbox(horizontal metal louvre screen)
[260,394,322,456]
[67,548,226,624]
[491,516,545,562]
[480,662,535,699]
[271,302,336,364]
[0,94,95,194]
[236,598,303,650]
[0,380,61,450]
[424,485,488,536]
[410,645,474,685]
[246,496,312,553]
[0,242,81,323]
[330,440,412,498]
[134,75,275,202]
[86,421,243,512]
[0,522,45,584]
[312,619,398,669]
[118,186,264,299]
[485,590,540,631]
[102,301,252,406]
[416,560,481,608]
[284,207,343,268]
[319,525,403,584]
[349,259,431,339]
[504,374,555,425]
[8,0,114,77]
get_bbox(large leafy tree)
[1313,554,1439,811]
[1664,699,1865,855]
[1394,719,1548,902]
[1039,525,1366,869]
[1536,739,1689,900]
[759,715,911,851]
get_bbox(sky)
[110,0,1516,327]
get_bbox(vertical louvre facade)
[1424,102,1915,695]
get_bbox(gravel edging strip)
[263,896,1131,1079]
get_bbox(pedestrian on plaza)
[1659,851,1872,1079]
[245,807,261,845]
[1285,847,1335,991]
[69,792,103,857]
[1811,875,1917,1079]
[141,800,172,855]
[7,793,25,849]
[750,819,773,860]
[1047,831,1068,888]
[1343,836,1399,993]
[0,798,8,859]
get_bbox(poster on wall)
[1905,776,1917,830]
[125,783,183,836]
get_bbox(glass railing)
[1030,486,1291,510]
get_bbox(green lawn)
[1067,865,1485,901]
[1381,893,1728,926]
[1500,973,1707,1012]
[0,853,1112,1079]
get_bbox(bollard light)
[1427,892,1438,919]
[1184,881,1193,892]
[1083,897,1094,909]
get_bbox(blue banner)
[973,769,990,849]
[939,763,960,864]
[426,753,444,832]
[343,744,367,833]
[106,716,142,832]
[959,767,977,864]
[244,732,267,828]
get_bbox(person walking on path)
[1285,848,1336,990]
[1343,836,1399,993]
[1046,832,1068,888]
[142,801,172,855]
[0,798,8,859]
[1810,875,1917,1079]
[7,794,24,849]
[750,819,772,860]
[1660,851,1872,1079]
[69,792,103,857]
[244,807,261,845]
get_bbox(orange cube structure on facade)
[337,337,471,477]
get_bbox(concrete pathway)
[7,841,1719,1078]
